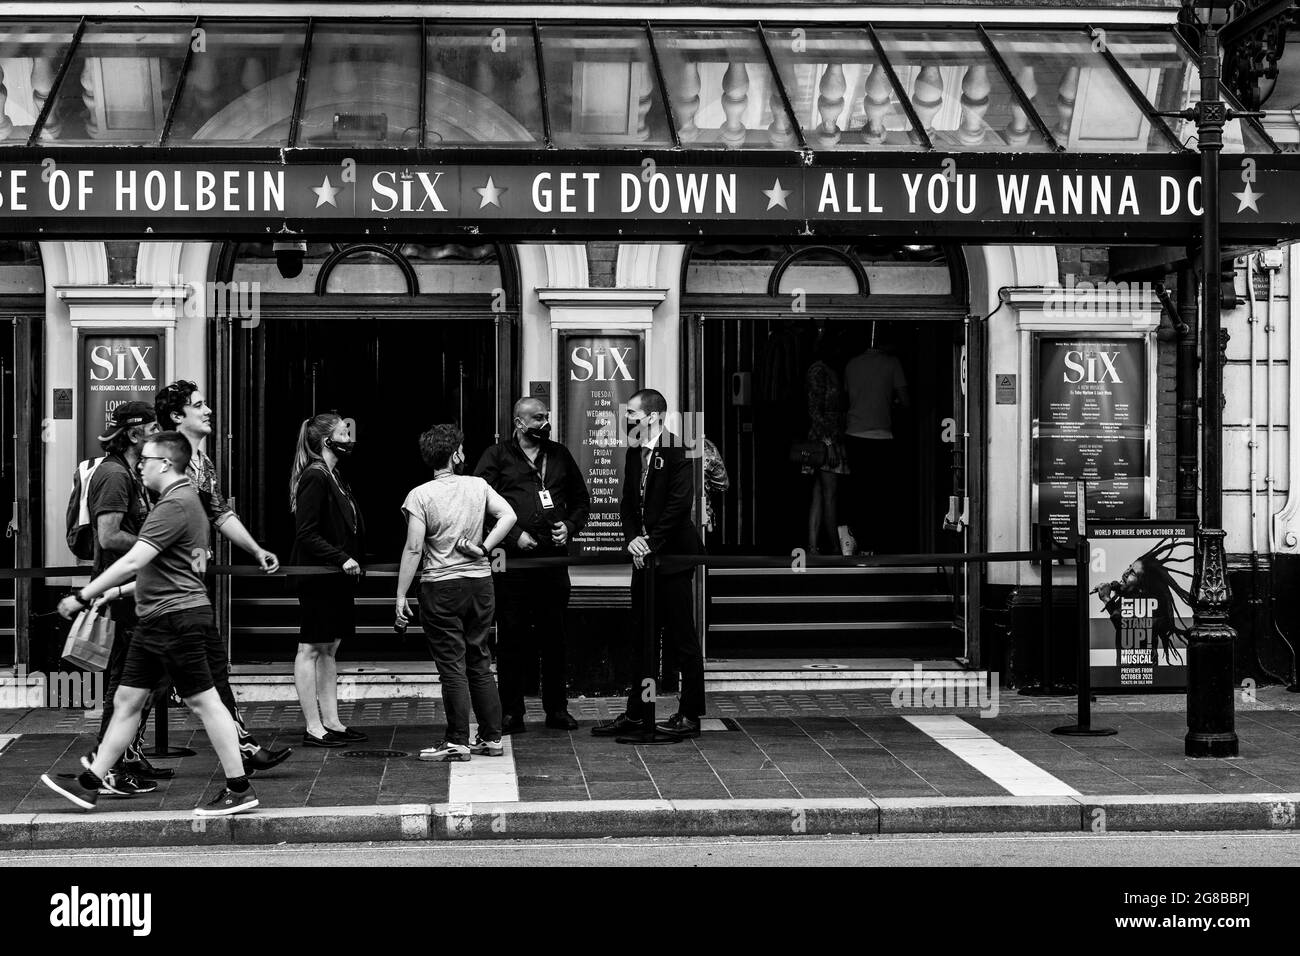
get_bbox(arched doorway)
[217,240,517,664]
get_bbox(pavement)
[2,686,1300,847]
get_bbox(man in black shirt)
[86,402,165,794]
[474,397,590,733]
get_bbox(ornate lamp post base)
[1186,528,1238,758]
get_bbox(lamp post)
[1162,25,1242,757]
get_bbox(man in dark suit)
[593,388,706,739]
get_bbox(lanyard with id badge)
[530,450,555,517]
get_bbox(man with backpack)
[83,402,168,794]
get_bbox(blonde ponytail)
[290,413,342,511]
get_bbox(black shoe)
[194,786,259,817]
[122,746,176,780]
[500,713,527,736]
[591,713,642,737]
[323,727,368,743]
[81,755,158,796]
[544,710,579,731]
[656,713,701,738]
[302,732,346,749]
[243,745,294,777]
[41,772,99,810]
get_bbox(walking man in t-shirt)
[43,432,259,815]
[842,327,910,554]
[156,380,290,775]
[85,402,166,795]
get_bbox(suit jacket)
[620,430,704,576]
[289,463,366,580]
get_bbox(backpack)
[65,457,105,560]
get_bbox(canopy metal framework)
[0,17,1278,154]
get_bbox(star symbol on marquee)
[1232,182,1263,214]
[475,176,507,209]
[762,178,792,211]
[312,176,340,208]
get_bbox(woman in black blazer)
[289,413,368,748]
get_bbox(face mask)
[326,438,355,458]
[521,422,551,442]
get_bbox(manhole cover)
[339,750,409,760]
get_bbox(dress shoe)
[302,732,346,749]
[544,711,579,731]
[591,713,644,737]
[243,745,294,777]
[500,713,527,736]
[323,727,368,743]
[656,713,701,738]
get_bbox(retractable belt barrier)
[5,543,1098,749]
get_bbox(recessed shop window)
[165,20,307,146]
[0,239,41,293]
[298,21,422,146]
[426,22,543,145]
[537,25,674,146]
[0,20,79,144]
[35,20,191,144]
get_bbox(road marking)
[904,715,1080,797]
[0,734,19,756]
[447,727,519,803]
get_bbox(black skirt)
[296,576,357,645]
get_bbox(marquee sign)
[0,156,1295,240]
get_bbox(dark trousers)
[843,436,895,553]
[98,600,153,751]
[202,621,254,745]
[420,577,503,745]
[494,566,571,716]
[625,569,706,721]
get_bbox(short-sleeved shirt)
[186,447,233,528]
[87,454,150,577]
[844,349,908,439]
[401,475,492,583]
[134,478,212,621]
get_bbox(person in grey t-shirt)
[395,424,516,762]
[46,432,259,816]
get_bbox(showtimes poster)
[1088,521,1194,691]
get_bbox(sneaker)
[99,770,157,796]
[837,525,857,557]
[123,744,175,780]
[193,786,259,817]
[469,735,504,757]
[40,772,99,810]
[418,741,471,762]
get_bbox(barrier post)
[144,694,196,758]
[617,553,682,745]
[1021,525,1061,697]
[1053,483,1116,736]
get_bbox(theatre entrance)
[684,243,978,665]
[215,239,514,665]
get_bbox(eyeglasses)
[139,455,170,464]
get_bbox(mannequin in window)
[842,323,909,554]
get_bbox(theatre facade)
[3,1,1300,695]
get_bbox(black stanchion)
[143,698,196,759]
[1053,484,1116,737]
[1021,525,1065,697]
[617,553,681,746]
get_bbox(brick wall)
[104,241,138,285]
[587,241,619,288]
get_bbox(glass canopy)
[0,18,1276,153]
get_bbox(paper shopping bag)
[61,605,116,672]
